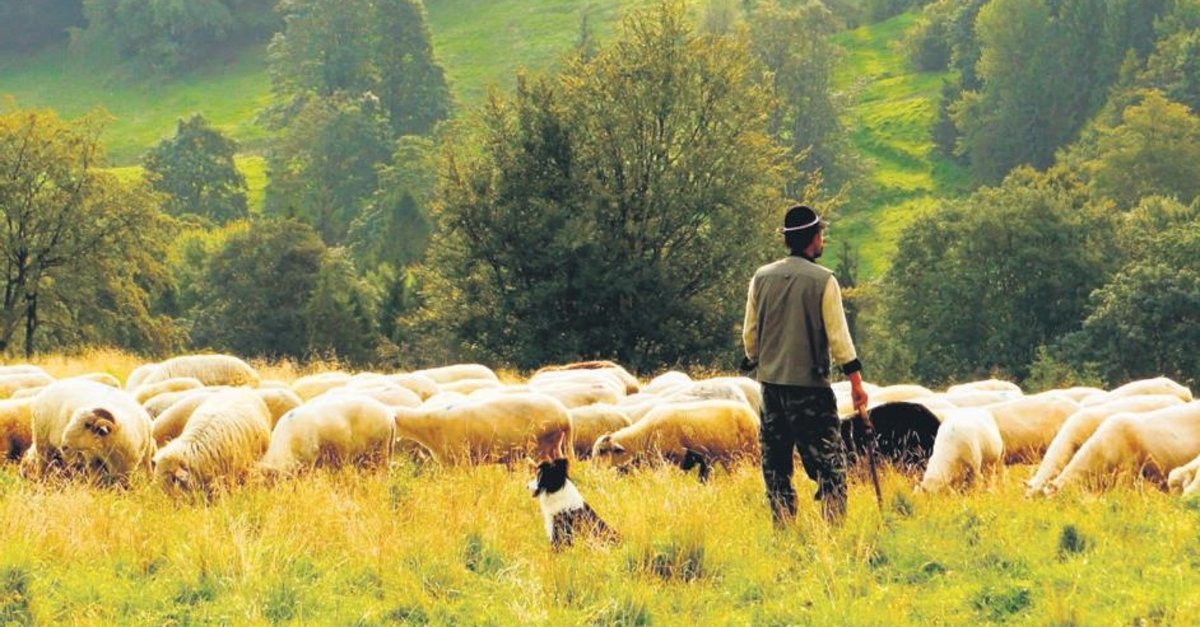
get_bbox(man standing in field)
[742,204,869,526]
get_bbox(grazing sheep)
[1053,386,1108,404]
[532,361,640,395]
[292,371,352,401]
[917,408,1004,494]
[531,380,622,410]
[698,376,762,415]
[1168,453,1200,497]
[0,397,33,462]
[984,395,1080,463]
[1044,402,1200,495]
[134,354,260,389]
[133,377,205,405]
[256,395,395,478]
[439,378,502,396]
[568,404,633,459]
[70,373,122,388]
[942,390,1021,408]
[385,373,439,401]
[641,371,692,396]
[254,387,304,428]
[1026,395,1185,496]
[870,384,936,407]
[591,400,760,481]
[945,378,1023,395]
[0,371,56,399]
[1081,377,1193,407]
[392,392,571,465]
[25,379,153,483]
[841,401,941,472]
[414,363,499,385]
[151,388,221,446]
[152,388,272,493]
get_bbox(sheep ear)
[174,467,190,484]
[611,443,626,454]
[90,417,116,437]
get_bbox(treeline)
[1,0,1197,391]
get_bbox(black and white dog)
[528,458,620,550]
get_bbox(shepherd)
[742,204,870,526]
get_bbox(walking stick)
[858,405,884,510]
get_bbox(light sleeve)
[822,274,862,375]
[742,276,759,360]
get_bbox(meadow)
[2,351,1198,625]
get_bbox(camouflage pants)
[759,383,847,525]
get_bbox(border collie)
[528,458,620,550]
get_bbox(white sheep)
[1044,402,1200,495]
[133,377,205,405]
[1026,395,1185,496]
[132,354,260,389]
[984,395,1079,463]
[567,404,633,459]
[0,371,55,399]
[917,408,1004,494]
[291,371,353,401]
[0,397,33,463]
[384,373,440,401]
[531,360,639,395]
[152,388,272,493]
[256,395,395,478]
[1080,376,1193,407]
[641,371,692,396]
[392,392,570,465]
[591,399,760,480]
[1167,452,1200,497]
[414,363,499,385]
[25,379,153,483]
[945,378,1023,395]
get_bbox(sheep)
[151,388,221,446]
[414,363,499,385]
[255,395,395,479]
[0,364,48,377]
[1043,402,1200,495]
[532,361,640,395]
[392,392,571,465]
[1168,453,1200,497]
[291,371,353,401]
[0,397,33,462]
[641,371,692,396]
[917,408,1004,494]
[25,379,153,483]
[943,390,1022,408]
[70,373,122,388]
[1053,386,1108,404]
[840,401,941,473]
[591,400,760,481]
[152,388,272,493]
[0,371,56,399]
[945,378,1023,395]
[133,377,205,405]
[700,376,762,415]
[1081,376,1193,407]
[870,384,936,406]
[529,380,622,410]
[384,373,439,401]
[439,378,502,396]
[1025,395,1185,496]
[254,387,304,428]
[317,382,422,410]
[984,395,1080,463]
[143,388,208,419]
[133,354,260,389]
[567,404,633,459]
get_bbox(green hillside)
[0,4,963,279]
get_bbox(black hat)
[778,204,827,234]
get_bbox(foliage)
[902,0,953,71]
[263,92,393,244]
[0,106,178,357]
[80,0,279,74]
[872,167,1117,384]
[1086,90,1200,208]
[0,0,84,53]
[267,0,450,136]
[347,136,436,271]
[748,0,858,193]
[143,113,248,224]
[303,247,382,365]
[417,1,788,372]
[189,217,325,359]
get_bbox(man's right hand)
[849,371,869,413]
[739,356,758,374]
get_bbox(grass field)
[2,351,1198,624]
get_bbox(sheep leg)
[680,449,711,483]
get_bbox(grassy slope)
[830,13,972,278]
[0,4,963,279]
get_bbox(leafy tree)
[143,114,248,224]
[903,0,953,71]
[0,0,84,52]
[748,0,857,193]
[264,92,393,244]
[1139,28,1200,113]
[874,167,1117,384]
[267,0,450,136]
[190,218,325,359]
[303,247,381,365]
[348,135,435,270]
[1087,90,1200,207]
[0,106,176,357]
[418,1,788,371]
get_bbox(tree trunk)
[23,292,36,359]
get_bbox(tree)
[143,114,248,224]
[0,106,176,356]
[190,218,325,359]
[0,0,84,53]
[1087,90,1200,207]
[267,0,450,136]
[418,1,788,371]
[348,136,435,271]
[748,0,857,193]
[264,92,393,244]
[874,167,1118,384]
[303,247,381,365]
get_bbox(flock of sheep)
[1,353,1197,501]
